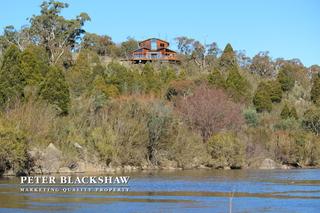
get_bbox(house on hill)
[129,38,180,64]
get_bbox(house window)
[160,43,164,48]
[151,39,157,50]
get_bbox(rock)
[259,158,278,169]
[73,142,83,149]
[41,143,62,173]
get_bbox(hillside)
[0,1,320,176]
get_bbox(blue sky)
[0,0,319,66]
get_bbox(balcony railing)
[130,53,176,60]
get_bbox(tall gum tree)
[29,0,90,65]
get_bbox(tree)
[280,104,291,119]
[277,66,295,91]
[311,73,320,105]
[19,45,49,86]
[253,82,272,112]
[120,37,139,58]
[225,66,250,101]
[81,33,114,56]
[219,43,237,70]
[175,85,244,141]
[67,49,103,96]
[29,0,90,64]
[250,51,275,77]
[39,66,70,114]
[175,36,195,55]
[0,25,31,51]
[302,107,320,135]
[290,106,298,120]
[0,45,25,106]
[175,36,219,69]
[267,80,282,103]
[208,68,225,88]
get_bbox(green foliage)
[0,45,25,106]
[166,80,195,101]
[159,66,177,84]
[141,64,162,94]
[67,50,103,96]
[207,132,244,168]
[106,62,143,94]
[273,118,299,131]
[92,75,119,98]
[277,67,295,91]
[19,45,49,85]
[29,0,90,64]
[208,68,225,88]
[39,66,70,114]
[280,103,298,120]
[311,73,320,105]
[243,108,259,127]
[0,119,28,175]
[302,107,320,135]
[81,33,114,56]
[290,106,298,119]
[225,67,251,101]
[120,37,139,58]
[253,82,272,112]
[267,80,282,103]
[219,43,237,70]
[280,104,291,119]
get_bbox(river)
[0,169,319,212]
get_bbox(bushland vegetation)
[0,0,319,175]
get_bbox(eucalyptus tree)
[29,0,90,65]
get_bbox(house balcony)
[130,53,178,61]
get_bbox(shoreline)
[2,164,319,177]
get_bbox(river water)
[0,169,319,213]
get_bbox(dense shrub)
[39,66,70,114]
[0,118,29,175]
[208,68,225,88]
[0,45,25,107]
[243,108,259,127]
[19,45,49,85]
[225,67,251,101]
[268,130,320,166]
[207,132,245,168]
[267,80,282,103]
[277,67,295,91]
[165,80,195,101]
[253,82,272,112]
[311,73,320,105]
[302,107,320,135]
[67,50,103,96]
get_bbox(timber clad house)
[130,38,180,63]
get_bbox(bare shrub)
[175,85,244,141]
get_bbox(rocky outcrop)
[259,158,279,169]
[28,143,63,174]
